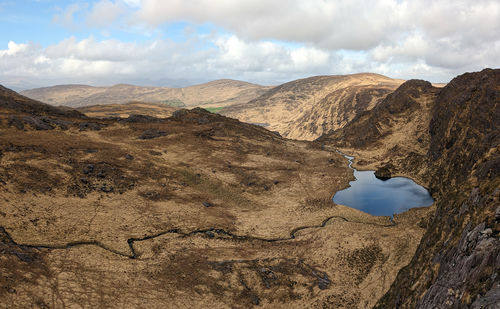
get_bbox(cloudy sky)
[1,0,499,89]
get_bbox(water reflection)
[333,155,434,216]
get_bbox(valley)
[1,68,498,308]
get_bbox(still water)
[332,154,434,216]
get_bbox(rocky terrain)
[20,79,272,109]
[319,68,499,308]
[0,86,430,308]
[222,73,404,140]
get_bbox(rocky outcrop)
[317,69,499,308]
[317,79,437,149]
[371,69,500,308]
[8,115,71,130]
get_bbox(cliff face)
[320,69,499,308]
[317,79,439,183]
[379,68,500,308]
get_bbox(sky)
[0,0,499,89]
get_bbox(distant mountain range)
[21,73,409,141]
[20,79,272,109]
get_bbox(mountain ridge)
[20,79,272,108]
[222,73,405,140]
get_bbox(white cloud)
[52,3,84,29]
[133,0,500,72]
[86,0,124,28]
[0,41,29,57]
[0,35,341,88]
[2,0,500,89]
[213,35,333,75]
[135,0,399,50]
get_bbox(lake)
[332,154,434,217]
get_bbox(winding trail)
[0,213,394,260]
[0,151,397,260]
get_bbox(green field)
[161,99,185,107]
[203,107,224,113]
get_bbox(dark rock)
[259,267,278,289]
[82,164,94,174]
[8,115,25,129]
[312,271,331,290]
[84,149,98,153]
[80,178,88,184]
[414,221,500,308]
[202,201,213,208]
[139,129,167,140]
[471,282,500,308]
[171,109,189,120]
[171,108,216,124]
[125,154,134,160]
[100,185,113,193]
[475,157,500,180]
[36,301,49,309]
[273,180,279,185]
[79,122,104,131]
[123,114,162,123]
[17,116,54,130]
[197,116,210,124]
[149,150,162,156]
[38,117,71,130]
[205,231,215,238]
[375,165,392,181]
[251,295,260,306]
[14,252,34,262]
[7,288,16,294]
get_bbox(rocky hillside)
[0,85,84,118]
[222,73,404,140]
[0,85,429,308]
[20,79,272,108]
[319,68,499,308]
